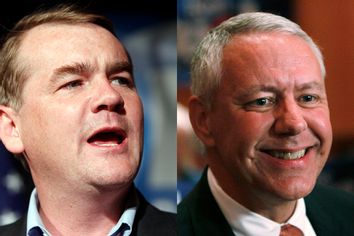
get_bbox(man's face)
[205,33,332,203]
[15,24,143,192]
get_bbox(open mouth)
[87,130,126,147]
[262,148,309,160]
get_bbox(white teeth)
[270,149,306,160]
[95,143,117,147]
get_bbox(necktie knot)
[280,224,304,236]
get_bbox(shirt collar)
[26,188,138,236]
[26,189,50,236]
[107,188,139,236]
[207,168,315,236]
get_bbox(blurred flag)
[0,142,30,226]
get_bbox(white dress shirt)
[208,168,316,236]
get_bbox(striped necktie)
[280,224,304,236]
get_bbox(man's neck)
[36,184,131,236]
[209,165,297,223]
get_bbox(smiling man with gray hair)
[178,12,354,236]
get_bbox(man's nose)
[272,100,307,136]
[90,78,125,113]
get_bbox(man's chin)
[90,176,135,192]
[271,182,316,201]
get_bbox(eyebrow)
[236,85,279,100]
[51,62,94,82]
[50,60,133,83]
[106,61,133,75]
[235,81,325,100]
[296,81,325,92]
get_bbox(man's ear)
[188,96,215,147]
[0,105,24,154]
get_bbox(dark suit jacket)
[0,190,176,236]
[178,169,354,236]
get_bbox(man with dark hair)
[0,5,175,236]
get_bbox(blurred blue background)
[0,0,176,225]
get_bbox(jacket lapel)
[132,190,176,236]
[305,186,337,236]
[187,169,234,236]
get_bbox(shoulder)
[178,169,209,236]
[305,184,354,234]
[177,172,214,236]
[178,168,212,219]
[177,169,234,236]
[177,183,200,225]
[133,191,176,236]
[138,200,176,230]
[0,217,26,236]
[177,195,195,236]
[177,171,205,225]
[306,184,354,210]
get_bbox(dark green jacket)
[178,169,354,236]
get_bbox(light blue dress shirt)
[26,188,138,236]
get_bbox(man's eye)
[299,94,319,104]
[243,97,276,111]
[111,77,133,87]
[248,97,275,107]
[61,80,83,90]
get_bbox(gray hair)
[190,12,325,105]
